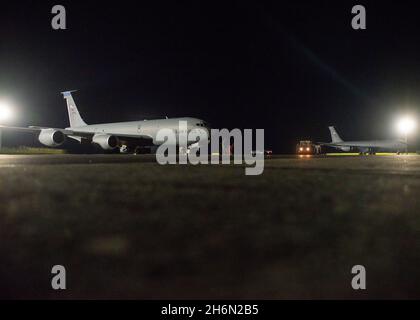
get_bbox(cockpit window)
[195,122,210,128]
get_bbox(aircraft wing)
[0,125,73,135]
[70,130,154,142]
[317,142,351,147]
[0,125,154,142]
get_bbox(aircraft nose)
[204,125,211,136]
[197,126,209,136]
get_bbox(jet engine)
[92,134,119,150]
[38,129,66,147]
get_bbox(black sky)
[1,1,420,152]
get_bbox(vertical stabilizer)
[328,126,344,143]
[61,90,87,128]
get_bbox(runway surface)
[1,154,420,299]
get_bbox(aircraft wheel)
[119,145,129,154]
[134,146,142,155]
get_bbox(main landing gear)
[119,145,149,155]
[359,149,376,155]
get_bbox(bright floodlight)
[0,102,13,122]
[397,116,417,135]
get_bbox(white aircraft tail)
[61,90,87,128]
[328,126,343,143]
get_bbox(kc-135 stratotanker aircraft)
[319,126,407,154]
[0,91,210,154]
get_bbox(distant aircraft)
[0,91,210,154]
[319,126,407,154]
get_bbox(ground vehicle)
[296,140,320,155]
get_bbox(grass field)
[0,147,66,155]
[0,155,420,299]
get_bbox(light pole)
[0,101,15,151]
[396,116,417,154]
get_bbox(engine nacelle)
[92,134,119,150]
[38,129,66,147]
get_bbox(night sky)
[1,1,420,152]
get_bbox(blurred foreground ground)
[0,154,420,299]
